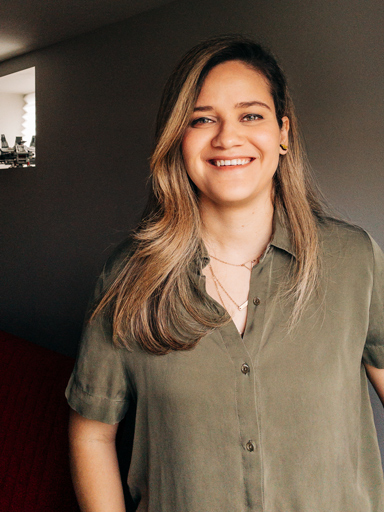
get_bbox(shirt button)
[246,440,256,452]
[253,297,261,306]
[241,363,250,375]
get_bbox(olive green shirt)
[66,216,384,511]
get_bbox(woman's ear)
[279,116,290,154]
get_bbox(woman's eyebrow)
[235,101,271,111]
[193,105,214,112]
[193,101,272,112]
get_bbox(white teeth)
[213,158,251,167]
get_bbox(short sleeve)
[362,234,384,369]
[66,244,134,424]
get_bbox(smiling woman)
[66,35,384,512]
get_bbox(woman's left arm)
[364,363,384,406]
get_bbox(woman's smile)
[208,157,254,168]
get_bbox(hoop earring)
[280,144,288,151]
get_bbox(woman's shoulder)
[318,216,370,240]
[317,216,381,266]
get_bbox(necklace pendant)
[238,300,248,311]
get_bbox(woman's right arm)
[69,408,126,512]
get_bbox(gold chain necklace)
[209,254,259,272]
[209,239,272,271]
[208,263,248,311]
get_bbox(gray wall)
[1,0,383,446]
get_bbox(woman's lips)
[208,157,254,168]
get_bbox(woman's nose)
[211,120,245,149]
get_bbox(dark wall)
[1,0,383,441]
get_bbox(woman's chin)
[201,186,272,209]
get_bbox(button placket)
[239,251,274,507]
[217,252,275,510]
[218,325,263,509]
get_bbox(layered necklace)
[208,253,262,312]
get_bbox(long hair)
[93,34,326,354]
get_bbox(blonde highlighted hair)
[93,34,326,354]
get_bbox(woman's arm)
[68,408,126,512]
[364,363,384,407]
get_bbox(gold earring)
[280,144,288,151]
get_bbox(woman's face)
[181,60,289,209]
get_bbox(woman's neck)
[199,198,274,263]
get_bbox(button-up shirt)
[66,215,384,511]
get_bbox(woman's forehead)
[195,61,274,110]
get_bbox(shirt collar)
[193,208,296,275]
[270,209,296,258]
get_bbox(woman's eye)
[191,117,213,127]
[243,113,263,121]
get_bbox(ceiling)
[0,67,35,93]
[0,0,174,63]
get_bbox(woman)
[66,35,384,511]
